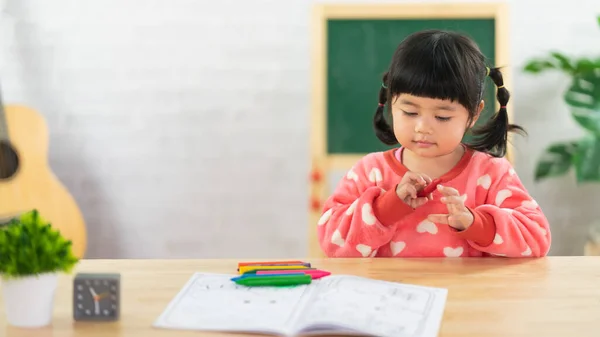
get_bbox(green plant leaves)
[525,15,600,184]
[535,137,600,183]
[523,52,575,75]
[523,54,600,76]
[564,70,600,135]
[573,135,600,182]
[523,58,557,73]
[535,141,578,181]
[0,210,79,279]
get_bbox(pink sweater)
[317,147,551,258]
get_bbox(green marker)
[234,274,311,287]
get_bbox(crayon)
[256,269,331,279]
[238,260,305,267]
[238,264,311,275]
[242,268,316,275]
[237,263,311,272]
[234,274,311,287]
[417,179,442,198]
[231,269,330,281]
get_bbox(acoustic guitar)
[0,89,87,258]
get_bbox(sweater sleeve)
[454,160,551,257]
[316,155,414,257]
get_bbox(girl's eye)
[402,110,417,116]
[436,116,451,121]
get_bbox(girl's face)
[391,94,483,158]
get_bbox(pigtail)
[469,67,526,157]
[373,72,398,145]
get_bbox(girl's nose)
[415,119,433,134]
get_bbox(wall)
[0,0,598,258]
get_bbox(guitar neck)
[0,85,8,142]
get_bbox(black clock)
[73,273,120,321]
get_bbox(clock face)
[73,277,119,320]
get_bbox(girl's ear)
[469,100,485,128]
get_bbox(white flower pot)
[1,272,59,328]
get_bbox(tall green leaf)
[523,58,558,74]
[550,52,575,73]
[564,70,600,135]
[573,135,600,182]
[573,58,600,74]
[534,141,579,181]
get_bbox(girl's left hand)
[427,185,473,231]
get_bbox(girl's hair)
[373,29,525,158]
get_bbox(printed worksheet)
[153,273,448,337]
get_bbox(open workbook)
[153,272,448,337]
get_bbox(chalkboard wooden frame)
[308,3,511,257]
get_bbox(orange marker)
[256,269,331,279]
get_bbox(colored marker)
[417,179,442,197]
[231,273,301,282]
[236,262,311,271]
[238,265,311,275]
[230,273,298,282]
[256,269,331,279]
[231,270,330,281]
[238,260,305,267]
[234,274,311,287]
[242,268,316,275]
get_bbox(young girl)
[317,29,551,258]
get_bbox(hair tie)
[497,85,504,88]
[500,105,506,109]
[486,67,490,76]
[378,103,385,107]
[381,83,388,89]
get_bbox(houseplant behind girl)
[317,30,551,258]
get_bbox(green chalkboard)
[326,19,496,154]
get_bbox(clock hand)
[89,287,97,297]
[95,301,100,315]
[95,292,110,300]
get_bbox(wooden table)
[1,257,600,337]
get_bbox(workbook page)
[294,275,448,337]
[153,273,314,335]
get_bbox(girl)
[317,29,551,258]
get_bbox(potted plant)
[523,15,600,255]
[0,209,79,328]
[523,15,600,183]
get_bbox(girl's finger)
[406,184,417,199]
[405,172,427,185]
[422,174,433,185]
[440,195,466,205]
[437,184,459,196]
[415,197,429,207]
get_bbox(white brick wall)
[1,0,599,258]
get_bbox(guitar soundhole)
[0,140,19,180]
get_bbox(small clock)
[73,273,120,321]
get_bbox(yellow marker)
[238,265,310,275]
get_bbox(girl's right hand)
[395,172,433,208]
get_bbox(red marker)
[417,179,442,198]
[256,269,331,279]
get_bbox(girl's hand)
[395,172,433,208]
[427,185,473,231]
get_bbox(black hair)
[373,29,525,158]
